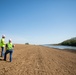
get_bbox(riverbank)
[61,49,76,53]
[45,46,76,54]
[0,44,76,75]
[43,44,76,50]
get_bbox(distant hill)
[70,37,76,40]
[60,37,76,46]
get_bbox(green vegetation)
[25,43,29,45]
[60,37,76,46]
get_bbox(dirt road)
[0,44,76,75]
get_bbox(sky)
[0,0,76,44]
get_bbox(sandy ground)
[0,44,76,75]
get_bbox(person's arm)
[5,44,8,50]
[12,44,15,48]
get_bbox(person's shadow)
[0,56,4,61]
[0,58,4,61]
[0,58,10,62]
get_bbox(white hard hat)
[9,39,12,42]
[2,35,5,38]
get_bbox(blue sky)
[0,0,76,44]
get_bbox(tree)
[25,43,29,45]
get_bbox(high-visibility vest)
[0,40,1,47]
[7,43,13,50]
[0,38,5,47]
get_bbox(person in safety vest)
[4,39,15,62]
[0,35,6,57]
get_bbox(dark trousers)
[1,47,4,57]
[4,50,13,62]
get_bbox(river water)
[43,45,76,50]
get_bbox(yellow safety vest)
[0,38,5,47]
[7,43,13,50]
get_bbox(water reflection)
[43,45,76,50]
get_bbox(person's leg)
[4,50,9,61]
[10,50,13,62]
[1,47,4,57]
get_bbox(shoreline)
[41,45,76,54]
[61,49,76,53]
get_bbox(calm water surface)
[43,45,76,50]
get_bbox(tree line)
[60,38,76,46]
